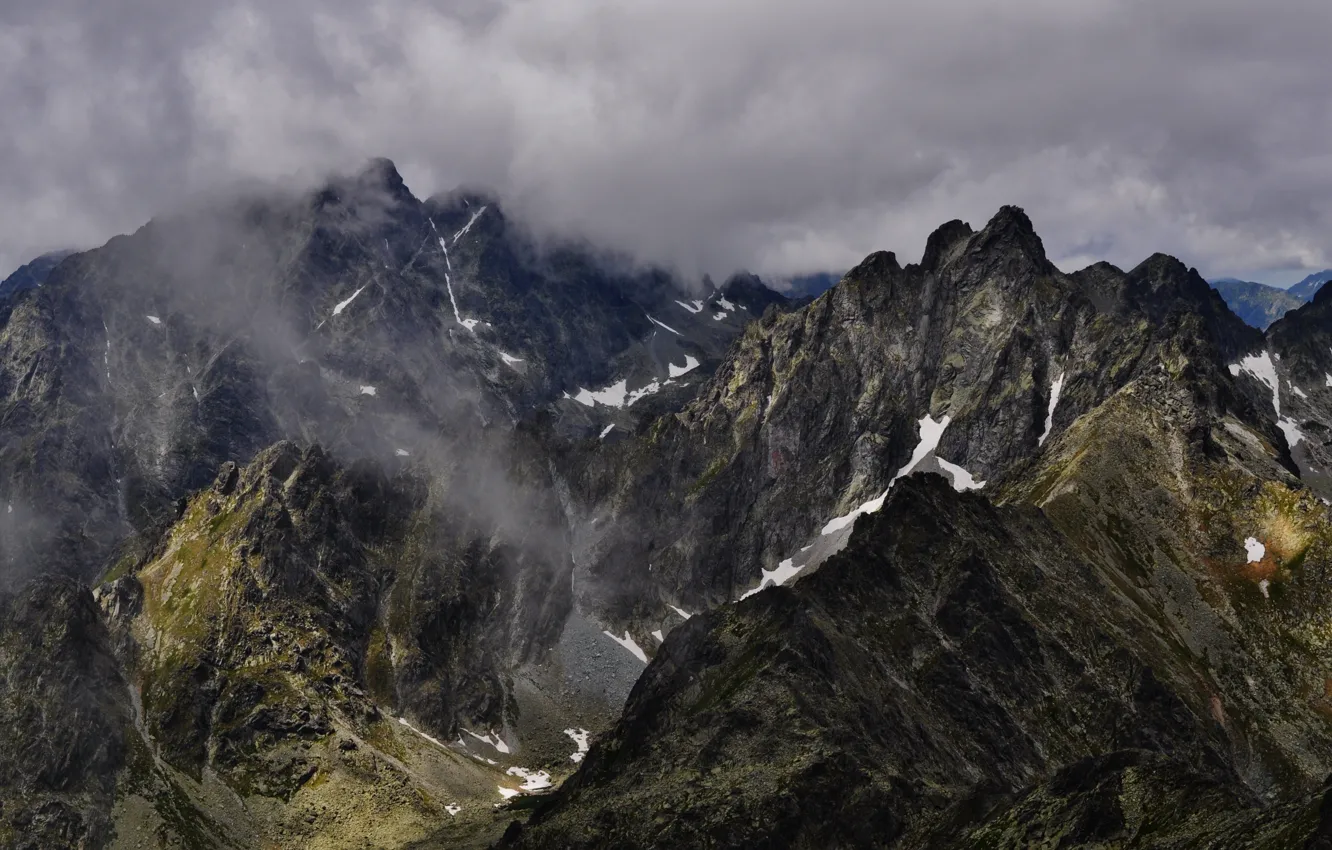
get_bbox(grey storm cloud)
[2,0,1331,281]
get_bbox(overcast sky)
[2,1,1330,284]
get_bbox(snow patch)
[718,297,736,311]
[1291,383,1308,399]
[464,729,512,754]
[453,206,488,243]
[397,717,449,750]
[675,299,705,314]
[564,728,591,764]
[570,377,674,409]
[506,767,551,793]
[668,355,700,378]
[891,414,952,485]
[442,270,479,332]
[499,352,523,366]
[445,805,461,817]
[1039,371,1065,446]
[1278,417,1306,447]
[628,379,671,405]
[1258,579,1271,599]
[146,315,162,325]
[598,424,615,440]
[713,312,727,321]
[652,629,664,642]
[430,219,453,269]
[668,605,692,620]
[569,380,628,408]
[936,457,986,491]
[395,448,410,457]
[603,630,649,663]
[332,285,367,316]
[739,558,803,600]
[359,385,377,396]
[1244,537,1265,563]
[821,414,953,536]
[646,314,682,335]
[1230,351,1281,415]
[821,490,889,536]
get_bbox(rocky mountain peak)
[718,271,787,314]
[970,204,1049,269]
[1124,252,1260,359]
[1124,252,1202,308]
[0,250,75,300]
[1127,252,1207,294]
[312,156,419,221]
[919,218,973,272]
[843,249,900,283]
[9,164,1332,848]
[355,156,407,190]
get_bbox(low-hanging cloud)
[2,0,1331,281]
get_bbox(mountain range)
[0,250,75,300]
[1287,270,1332,302]
[1211,271,1332,330]
[3,160,1332,849]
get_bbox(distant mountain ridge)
[8,162,1332,848]
[1210,269,1332,329]
[1209,277,1305,329]
[0,250,75,300]
[1287,268,1332,301]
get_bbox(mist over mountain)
[7,2,1332,287]
[3,158,1332,849]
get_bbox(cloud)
[1,0,1330,281]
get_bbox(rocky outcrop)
[58,438,583,846]
[1240,283,1332,500]
[568,208,1271,634]
[504,210,1332,848]
[0,250,73,300]
[0,159,779,590]
[0,577,131,849]
[510,451,1332,847]
[8,183,1332,849]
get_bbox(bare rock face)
[0,158,780,591]
[8,176,1332,849]
[567,207,1267,627]
[1263,284,1332,500]
[510,462,1332,847]
[0,576,131,849]
[504,210,1332,847]
[0,159,789,847]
